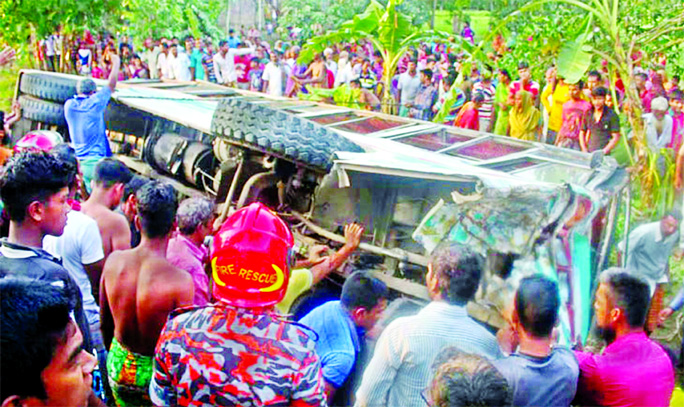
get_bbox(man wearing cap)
[64,53,120,191]
[150,202,327,406]
[324,47,337,77]
[644,96,674,151]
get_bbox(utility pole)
[226,0,232,36]
[258,0,263,31]
[431,0,437,29]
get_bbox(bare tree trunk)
[29,24,40,70]
[226,0,232,34]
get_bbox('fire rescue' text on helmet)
[211,202,294,308]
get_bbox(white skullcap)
[651,96,669,112]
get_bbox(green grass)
[433,9,491,43]
[0,49,31,113]
[0,66,20,112]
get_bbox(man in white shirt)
[42,144,108,397]
[43,145,105,339]
[324,47,337,77]
[262,52,284,97]
[141,38,161,79]
[354,244,501,407]
[213,40,255,87]
[45,34,57,71]
[170,45,192,82]
[397,59,421,117]
[334,51,354,88]
[157,43,173,80]
[644,96,674,151]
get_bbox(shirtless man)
[100,181,193,406]
[296,52,328,89]
[82,158,132,260]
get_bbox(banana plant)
[436,0,683,211]
[298,0,452,114]
[510,0,683,153]
[640,148,677,218]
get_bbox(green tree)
[277,0,370,41]
[299,0,452,113]
[494,0,684,216]
[0,0,122,45]
[0,0,122,71]
[505,1,683,148]
[121,0,225,43]
[278,0,435,43]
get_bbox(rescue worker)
[150,202,327,406]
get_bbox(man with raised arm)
[65,52,120,189]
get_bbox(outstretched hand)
[343,223,364,249]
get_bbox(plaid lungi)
[646,284,666,334]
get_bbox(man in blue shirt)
[64,53,120,190]
[227,29,241,49]
[300,271,388,405]
[494,275,579,407]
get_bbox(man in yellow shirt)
[541,74,570,145]
[276,223,364,315]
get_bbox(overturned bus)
[13,70,630,344]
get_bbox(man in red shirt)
[508,61,540,104]
[234,46,252,90]
[557,81,592,150]
[634,72,652,113]
[574,268,674,407]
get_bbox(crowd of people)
[0,150,680,406]
[0,25,682,407]
[24,27,684,186]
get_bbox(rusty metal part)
[236,170,278,209]
[290,211,430,267]
[216,153,244,225]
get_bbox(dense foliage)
[120,0,225,44]
[299,0,453,113]
[0,0,121,44]
[277,0,434,43]
[0,0,226,51]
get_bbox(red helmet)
[211,202,294,308]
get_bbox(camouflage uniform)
[150,302,327,406]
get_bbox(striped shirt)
[354,301,502,407]
[473,82,496,121]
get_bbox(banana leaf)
[557,35,593,84]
